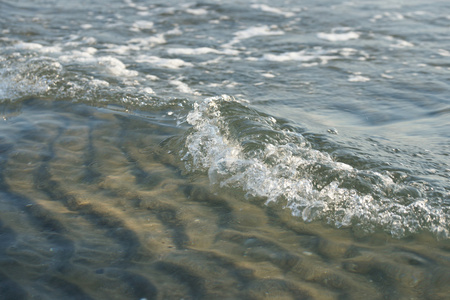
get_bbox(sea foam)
[317,31,360,42]
[181,95,449,239]
[251,4,296,18]
[136,55,193,69]
[224,25,284,48]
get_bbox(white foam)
[207,80,239,89]
[170,80,199,95]
[261,73,275,78]
[145,74,159,81]
[97,56,138,77]
[235,25,284,40]
[300,62,318,67]
[263,51,316,62]
[14,41,62,54]
[317,31,360,42]
[381,73,394,79]
[40,45,63,54]
[186,8,208,15]
[130,20,154,32]
[142,87,155,94]
[224,25,284,48]
[339,48,358,57]
[167,47,221,55]
[438,49,450,57]
[127,34,166,47]
[58,51,138,77]
[180,95,449,238]
[82,37,97,45]
[251,4,295,18]
[14,42,44,50]
[83,47,98,55]
[89,79,110,88]
[348,74,370,82]
[167,47,238,56]
[124,0,147,10]
[104,44,140,55]
[166,27,183,36]
[371,12,405,22]
[80,24,93,30]
[59,50,96,64]
[136,55,193,69]
[388,38,414,48]
[262,49,340,65]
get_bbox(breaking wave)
[179,95,449,239]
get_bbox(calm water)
[0,0,449,299]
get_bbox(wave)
[0,46,448,239]
[178,95,449,239]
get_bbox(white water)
[182,96,449,238]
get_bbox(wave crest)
[180,95,449,239]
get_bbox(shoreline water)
[0,98,448,299]
[1,0,449,298]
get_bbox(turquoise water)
[0,0,449,299]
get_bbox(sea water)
[0,0,449,299]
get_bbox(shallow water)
[0,98,448,299]
[1,0,449,299]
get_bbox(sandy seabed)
[0,98,448,300]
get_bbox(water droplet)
[327,128,338,134]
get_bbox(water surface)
[0,0,449,299]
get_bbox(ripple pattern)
[0,98,448,299]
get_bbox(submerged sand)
[0,99,448,299]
